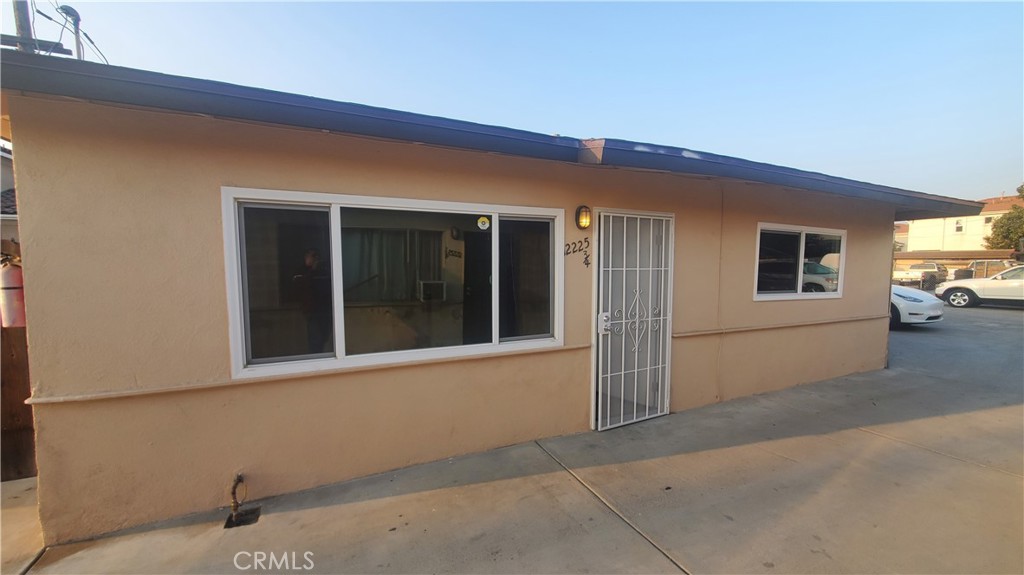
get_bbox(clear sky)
[3,1,1022,200]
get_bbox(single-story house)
[1,50,982,545]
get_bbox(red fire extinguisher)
[1,255,26,328]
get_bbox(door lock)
[598,312,611,334]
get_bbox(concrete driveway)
[17,306,1024,574]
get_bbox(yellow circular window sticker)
[477,216,490,230]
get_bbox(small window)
[755,224,844,299]
[338,209,554,355]
[499,219,553,340]
[340,207,488,355]
[954,219,963,233]
[238,204,334,364]
[984,216,993,224]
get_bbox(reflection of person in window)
[293,248,332,354]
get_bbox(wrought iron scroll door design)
[596,213,672,430]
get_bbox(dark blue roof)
[0,50,981,220]
[580,139,974,220]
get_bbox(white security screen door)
[596,213,673,430]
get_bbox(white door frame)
[590,208,675,431]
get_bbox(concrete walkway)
[1,478,43,575]
[12,306,1024,574]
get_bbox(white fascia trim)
[752,221,847,302]
[222,189,247,380]
[222,186,562,218]
[222,186,565,380]
[753,292,843,301]
[233,337,562,380]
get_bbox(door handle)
[598,312,611,334]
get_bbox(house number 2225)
[565,237,592,267]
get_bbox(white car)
[802,261,838,292]
[890,285,944,328]
[935,266,1024,308]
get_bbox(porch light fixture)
[575,205,592,230]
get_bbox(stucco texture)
[7,94,895,543]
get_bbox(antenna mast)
[12,0,34,52]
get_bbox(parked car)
[890,285,944,328]
[819,252,842,273]
[959,260,1022,279]
[935,266,1024,308]
[755,260,837,293]
[802,261,838,292]
[892,262,948,288]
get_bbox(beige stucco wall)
[7,94,895,544]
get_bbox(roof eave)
[582,139,983,220]
[0,50,580,163]
[1,51,983,221]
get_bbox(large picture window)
[340,207,495,355]
[225,188,563,377]
[755,223,845,299]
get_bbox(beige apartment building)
[1,51,981,544]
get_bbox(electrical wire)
[33,8,53,23]
[33,8,58,26]
[47,16,66,56]
[54,7,74,48]
[81,29,108,64]
[33,5,109,64]
[28,0,42,53]
[34,7,70,56]
[37,7,98,63]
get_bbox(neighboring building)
[1,147,16,246]
[0,51,982,545]
[893,222,909,251]
[906,195,1024,251]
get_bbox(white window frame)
[222,186,565,380]
[753,222,847,301]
